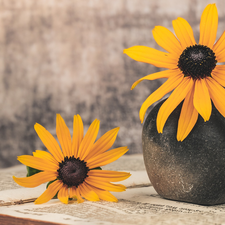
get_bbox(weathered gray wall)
[1,0,225,167]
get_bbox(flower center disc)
[58,156,89,187]
[178,44,217,79]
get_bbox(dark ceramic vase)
[142,98,225,205]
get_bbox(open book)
[1,155,225,225]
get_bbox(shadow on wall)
[0,0,224,167]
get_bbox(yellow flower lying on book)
[124,3,225,141]
[13,114,130,204]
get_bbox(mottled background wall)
[1,0,225,167]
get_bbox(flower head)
[124,3,225,141]
[13,114,130,204]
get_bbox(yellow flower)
[124,3,225,141]
[13,114,130,204]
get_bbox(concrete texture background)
[1,0,225,167]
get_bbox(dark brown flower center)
[177,44,217,80]
[57,156,89,187]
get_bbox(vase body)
[142,99,225,205]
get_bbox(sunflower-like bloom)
[124,4,225,141]
[13,114,130,204]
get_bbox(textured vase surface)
[142,99,225,205]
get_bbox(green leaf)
[26,166,42,177]
[90,167,102,170]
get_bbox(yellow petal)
[87,184,118,202]
[199,4,218,49]
[157,77,194,133]
[85,127,119,161]
[77,119,100,160]
[13,171,57,188]
[177,86,198,141]
[74,188,84,203]
[213,31,225,62]
[33,150,58,165]
[152,26,182,55]
[85,177,126,192]
[17,155,59,171]
[206,77,225,118]
[35,180,63,204]
[139,71,184,123]
[72,115,83,158]
[123,46,178,69]
[56,114,72,157]
[131,68,178,90]
[79,182,100,201]
[57,185,69,204]
[88,170,131,182]
[172,17,196,49]
[87,147,128,169]
[69,187,76,198]
[69,187,84,203]
[34,123,64,162]
[193,79,212,121]
[211,65,225,87]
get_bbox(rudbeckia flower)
[124,3,225,141]
[13,114,130,204]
